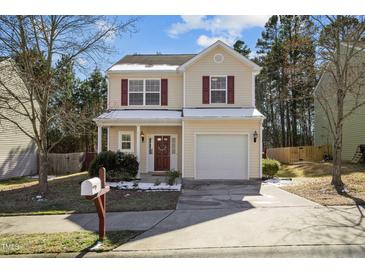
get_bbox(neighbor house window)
[119,131,134,153]
[210,76,227,103]
[128,79,160,106]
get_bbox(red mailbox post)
[81,167,110,241]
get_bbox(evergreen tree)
[254,15,317,149]
[233,40,251,57]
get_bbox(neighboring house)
[0,58,37,180]
[314,43,365,161]
[94,41,264,180]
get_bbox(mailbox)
[81,177,102,196]
[80,167,110,244]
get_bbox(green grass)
[0,231,139,255]
[0,173,180,216]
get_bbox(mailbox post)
[81,167,110,241]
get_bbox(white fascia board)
[107,70,181,75]
[178,40,262,72]
[182,116,264,121]
[94,120,182,127]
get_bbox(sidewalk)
[0,210,173,234]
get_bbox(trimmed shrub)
[89,151,139,180]
[116,152,139,177]
[166,169,181,186]
[106,170,134,182]
[262,159,281,178]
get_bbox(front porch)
[97,124,182,177]
[94,110,183,177]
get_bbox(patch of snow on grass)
[108,181,181,192]
[263,178,294,186]
[28,175,57,180]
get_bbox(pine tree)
[233,40,251,57]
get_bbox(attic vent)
[214,53,224,64]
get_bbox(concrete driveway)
[115,181,365,257]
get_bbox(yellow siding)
[108,126,182,172]
[185,46,254,108]
[108,73,183,109]
[183,119,261,178]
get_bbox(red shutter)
[121,79,128,106]
[202,76,210,104]
[161,79,168,106]
[227,76,234,104]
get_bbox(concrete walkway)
[0,210,172,234]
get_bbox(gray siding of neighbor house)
[314,46,365,161]
[314,97,365,161]
[0,59,38,180]
[0,121,37,180]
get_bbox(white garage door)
[196,134,248,179]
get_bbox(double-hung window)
[119,131,134,153]
[129,80,144,105]
[128,79,160,105]
[210,76,227,103]
[145,80,160,105]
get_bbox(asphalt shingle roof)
[113,54,196,66]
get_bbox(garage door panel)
[196,134,248,179]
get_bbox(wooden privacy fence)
[266,145,332,164]
[48,152,97,175]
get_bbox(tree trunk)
[332,91,345,193]
[38,149,49,196]
[38,109,49,196]
[332,138,344,192]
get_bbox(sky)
[97,15,270,73]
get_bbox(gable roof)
[107,40,261,73]
[178,40,262,73]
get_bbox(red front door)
[154,136,170,171]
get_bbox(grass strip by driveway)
[0,173,180,216]
[278,162,365,206]
[0,231,139,255]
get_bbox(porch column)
[136,125,141,178]
[97,126,102,153]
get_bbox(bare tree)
[0,16,137,196]
[313,16,365,192]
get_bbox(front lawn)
[0,173,180,215]
[0,231,139,255]
[279,162,365,206]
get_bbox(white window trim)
[209,75,227,104]
[128,79,161,106]
[118,131,135,153]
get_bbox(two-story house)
[94,40,264,180]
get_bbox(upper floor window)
[210,76,227,103]
[128,79,160,106]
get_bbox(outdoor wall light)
[253,131,258,143]
[141,131,145,143]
